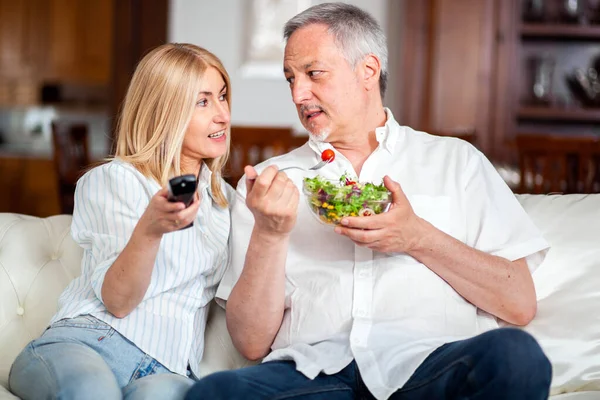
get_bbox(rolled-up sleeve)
[462,150,550,273]
[71,163,151,303]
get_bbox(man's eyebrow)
[284,61,323,74]
[198,84,227,96]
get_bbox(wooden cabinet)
[0,0,50,105]
[508,3,600,129]
[0,157,60,217]
[46,0,113,85]
[397,0,498,157]
[396,0,600,163]
[0,0,113,105]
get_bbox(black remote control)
[168,174,197,229]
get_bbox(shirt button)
[358,270,370,278]
[356,309,367,317]
[352,337,362,345]
[16,307,25,316]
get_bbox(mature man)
[186,3,552,399]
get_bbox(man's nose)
[291,79,312,104]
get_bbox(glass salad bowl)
[302,175,392,225]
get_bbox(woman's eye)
[196,99,207,107]
[285,77,294,84]
[219,93,227,101]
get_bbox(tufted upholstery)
[0,215,81,395]
[1,194,600,399]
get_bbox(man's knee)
[485,328,552,384]
[185,371,246,400]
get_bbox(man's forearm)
[409,220,537,325]
[101,226,161,318]
[226,228,288,360]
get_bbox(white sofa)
[1,194,599,399]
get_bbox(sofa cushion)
[0,214,82,389]
[514,194,600,396]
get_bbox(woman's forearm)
[101,224,162,318]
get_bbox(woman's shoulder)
[79,159,153,188]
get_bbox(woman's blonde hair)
[112,43,231,208]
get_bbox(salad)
[303,173,392,225]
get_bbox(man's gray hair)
[283,2,388,99]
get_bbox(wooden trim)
[521,23,600,39]
[108,0,168,152]
[421,0,437,132]
[490,0,519,163]
[474,0,497,156]
[517,106,600,122]
[398,0,431,129]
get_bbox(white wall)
[169,0,397,131]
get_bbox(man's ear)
[362,54,381,92]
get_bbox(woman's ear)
[363,54,381,92]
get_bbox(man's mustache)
[299,105,326,118]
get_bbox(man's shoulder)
[400,126,480,159]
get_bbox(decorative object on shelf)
[565,66,600,106]
[565,53,600,107]
[560,0,584,24]
[526,54,556,105]
[523,0,547,22]
[588,0,600,24]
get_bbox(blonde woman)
[9,43,234,400]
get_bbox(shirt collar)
[308,107,399,155]
[197,162,216,203]
[377,108,399,154]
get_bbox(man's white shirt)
[217,109,549,400]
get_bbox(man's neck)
[330,106,387,175]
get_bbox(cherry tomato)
[321,149,335,162]
[359,208,374,217]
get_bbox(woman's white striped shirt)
[51,159,232,377]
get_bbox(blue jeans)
[9,315,195,400]
[185,328,552,400]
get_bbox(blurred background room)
[1,0,599,218]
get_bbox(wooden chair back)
[515,134,600,194]
[51,121,91,214]
[225,126,307,186]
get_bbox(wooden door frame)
[396,0,504,160]
[108,0,169,152]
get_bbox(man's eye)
[308,71,322,78]
[196,99,207,107]
[285,77,294,84]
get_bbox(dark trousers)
[185,328,552,400]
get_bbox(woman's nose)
[214,102,230,124]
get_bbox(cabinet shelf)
[521,24,600,40]
[517,106,600,122]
